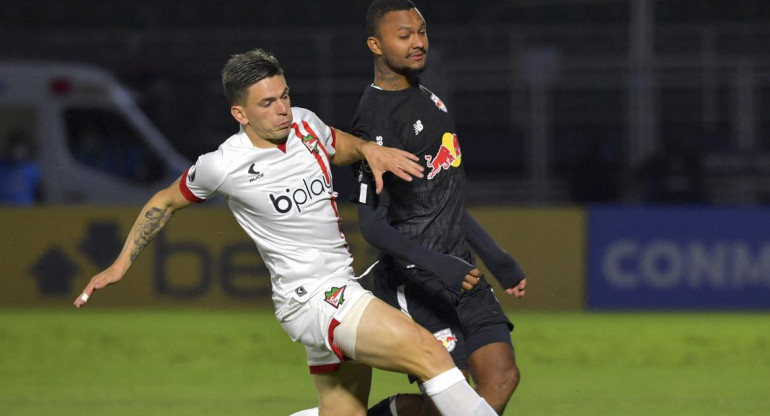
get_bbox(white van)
[0,62,189,204]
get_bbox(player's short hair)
[366,0,417,38]
[221,48,284,105]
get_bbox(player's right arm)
[73,176,192,308]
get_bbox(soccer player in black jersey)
[351,1,528,415]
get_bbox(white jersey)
[180,107,354,319]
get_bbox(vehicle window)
[64,108,167,184]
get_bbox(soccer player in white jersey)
[73,48,500,416]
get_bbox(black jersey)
[351,83,469,259]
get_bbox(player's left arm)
[329,128,423,194]
[358,202,482,293]
[465,211,527,298]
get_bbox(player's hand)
[361,142,424,194]
[73,267,124,308]
[505,278,526,299]
[460,268,482,292]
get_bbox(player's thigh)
[468,341,517,379]
[468,341,519,414]
[353,296,454,380]
[312,361,372,416]
[401,280,469,371]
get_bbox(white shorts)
[279,276,373,374]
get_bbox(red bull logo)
[430,93,448,113]
[433,328,457,352]
[425,133,462,180]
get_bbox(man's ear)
[231,105,248,125]
[367,36,382,56]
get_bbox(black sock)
[367,395,396,416]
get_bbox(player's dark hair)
[366,0,417,38]
[221,48,284,105]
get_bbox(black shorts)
[367,261,514,371]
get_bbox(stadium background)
[1,1,769,415]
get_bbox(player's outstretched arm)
[464,211,527,298]
[358,203,481,294]
[330,129,423,194]
[73,176,193,308]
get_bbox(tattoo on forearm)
[130,207,173,263]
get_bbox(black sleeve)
[464,210,526,288]
[357,203,475,290]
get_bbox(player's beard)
[383,52,427,79]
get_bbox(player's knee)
[407,324,455,377]
[420,328,453,363]
[475,366,519,415]
[507,364,521,392]
[499,364,521,398]
[480,363,520,398]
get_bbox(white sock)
[422,368,497,416]
[288,407,318,416]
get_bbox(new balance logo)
[413,120,424,135]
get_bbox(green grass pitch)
[1,309,768,415]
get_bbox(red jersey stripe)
[302,120,319,140]
[309,363,341,374]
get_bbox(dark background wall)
[2,0,770,204]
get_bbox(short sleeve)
[179,151,227,203]
[349,102,393,207]
[351,160,390,207]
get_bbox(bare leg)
[468,343,519,414]
[372,343,519,416]
[313,361,372,416]
[351,297,497,415]
[353,297,456,379]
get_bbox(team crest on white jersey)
[324,285,346,308]
[430,93,448,113]
[433,328,457,352]
[301,134,320,154]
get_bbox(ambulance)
[0,62,189,204]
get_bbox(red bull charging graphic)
[433,328,457,352]
[425,133,462,180]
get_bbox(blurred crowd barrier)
[0,205,583,310]
[1,204,768,310]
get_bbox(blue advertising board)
[588,206,770,309]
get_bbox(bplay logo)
[269,174,332,214]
